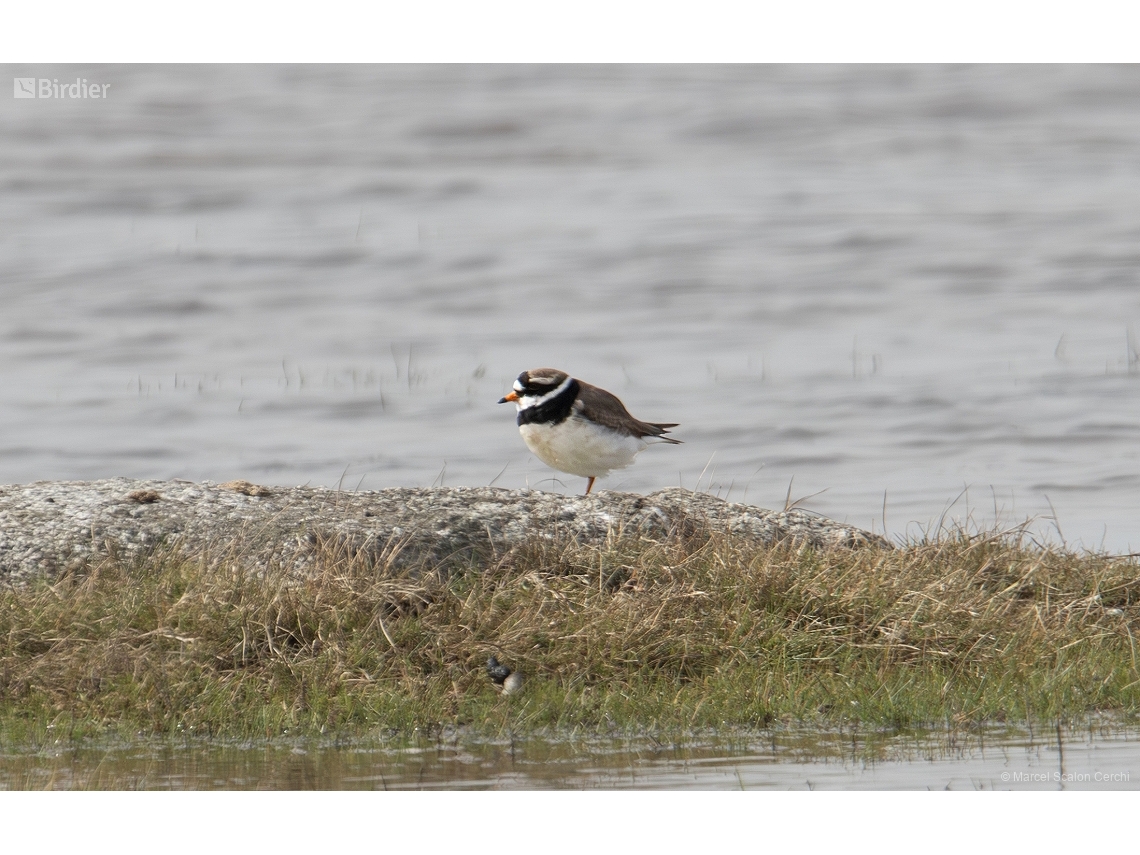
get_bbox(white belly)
[519,417,646,478]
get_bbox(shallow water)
[5,725,1139,790]
[2,65,1139,551]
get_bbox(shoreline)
[1,479,1136,742]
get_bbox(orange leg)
[585,476,596,495]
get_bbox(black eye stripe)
[516,377,579,427]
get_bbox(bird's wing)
[576,382,681,441]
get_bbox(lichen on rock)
[0,479,888,585]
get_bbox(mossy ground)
[3,525,1140,743]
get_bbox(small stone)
[486,656,524,695]
[486,656,512,685]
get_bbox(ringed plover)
[499,368,680,494]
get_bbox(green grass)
[3,524,1140,742]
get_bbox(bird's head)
[498,368,571,407]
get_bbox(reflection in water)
[5,724,1139,790]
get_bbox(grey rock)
[0,479,888,585]
[486,656,512,684]
[485,656,523,695]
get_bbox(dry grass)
[2,524,1140,741]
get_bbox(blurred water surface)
[6,725,1139,790]
[2,65,1138,550]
